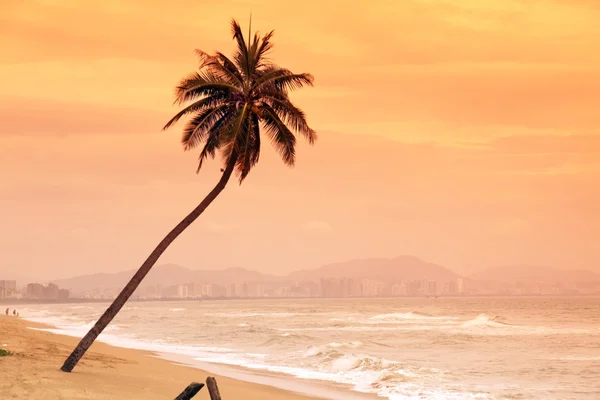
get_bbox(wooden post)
[174,382,204,400]
[206,377,222,400]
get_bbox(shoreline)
[0,315,330,399]
[2,293,598,305]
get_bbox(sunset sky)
[1,0,599,280]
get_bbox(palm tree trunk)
[60,153,238,372]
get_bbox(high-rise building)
[426,280,437,295]
[361,279,384,297]
[320,278,341,298]
[0,280,17,291]
[176,284,189,298]
[201,283,213,297]
[0,280,17,299]
[58,289,70,300]
[26,283,45,299]
[391,283,407,296]
[457,278,464,294]
[45,283,59,299]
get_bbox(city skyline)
[3,256,599,301]
[3,275,599,302]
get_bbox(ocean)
[20,297,600,399]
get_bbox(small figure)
[12,309,17,316]
[4,308,8,316]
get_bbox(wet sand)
[0,315,321,399]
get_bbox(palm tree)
[60,18,316,372]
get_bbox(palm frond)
[254,68,314,94]
[196,111,236,173]
[219,104,250,169]
[246,32,260,76]
[237,112,261,181]
[231,19,250,76]
[174,71,242,105]
[273,72,314,92]
[262,95,316,144]
[163,96,229,130]
[214,51,244,84]
[249,113,261,167]
[194,49,243,87]
[197,132,221,173]
[181,105,229,150]
[260,104,296,166]
[254,31,275,70]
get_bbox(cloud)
[302,220,333,233]
[0,96,170,136]
[488,133,600,155]
[3,0,600,142]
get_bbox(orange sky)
[1,0,599,280]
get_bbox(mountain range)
[47,256,600,292]
[470,265,600,283]
[288,256,460,282]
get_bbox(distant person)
[13,309,17,316]
[4,308,8,316]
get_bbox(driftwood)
[174,382,204,400]
[206,377,223,400]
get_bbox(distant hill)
[470,265,600,283]
[52,258,599,294]
[287,256,462,282]
[49,256,464,292]
[52,264,279,291]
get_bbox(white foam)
[23,312,461,399]
[370,312,456,322]
[204,312,299,318]
[19,303,599,400]
[461,314,506,328]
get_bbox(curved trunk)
[60,153,238,372]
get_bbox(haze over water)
[23,297,600,399]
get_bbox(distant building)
[25,282,69,300]
[176,285,189,298]
[58,289,70,300]
[426,280,437,295]
[361,279,384,297]
[0,280,18,299]
[27,283,45,299]
[200,283,213,297]
[45,283,59,299]
[0,280,17,291]
[320,278,342,298]
[392,283,407,296]
[457,278,464,294]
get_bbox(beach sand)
[0,315,320,400]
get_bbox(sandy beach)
[0,315,319,400]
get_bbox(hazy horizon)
[4,256,600,285]
[2,0,599,280]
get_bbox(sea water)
[20,297,600,399]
